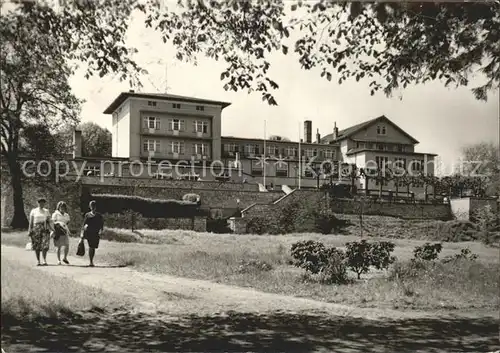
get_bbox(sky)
[69,7,499,172]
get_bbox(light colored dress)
[52,210,70,247]
[29,208,51,251]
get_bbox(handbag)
[25,242,33,251]
[76,239,85,256]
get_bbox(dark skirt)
[85,232,100,249]
[31,223,50,251]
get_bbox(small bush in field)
[290,240,331,274]
[318,248,348,284]
[246,217,277,235]
[312,207,339,234]
[370,241,396,270]
[291,240,348,284]
[344,240,396,279]
[345,240,372,279]
[442,248,479,263]
[413,242,442,261]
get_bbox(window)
[147,101,157,107]
[286,147,297,157]
[276,162,288,177]
[244,144,259,155]
[411,159,424,172]
[143,139,160,152]
[377,125,386,135]
[376,143,384,150]
[169,119,185,131]
[394,158,407,172]
[173,103,181,109]
[305,149,316,157]
[169,141,184,154]
[251,160,263,176]
[194,143,208,155]
[144,116,160,130]
[196,105,204,111]
[397,145,406,152]
[193,121,208,133]
[324,150,335,159]
[224,143,239,152]
[375,156,389,171]
[266,145,278,156]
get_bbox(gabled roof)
[103,92,232,114]
[320,115,419,145]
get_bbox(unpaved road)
[2,245,499,353]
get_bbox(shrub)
[344,240,373,279]
[442,248,479,263]
[206,218,232,233]
[246,217,269,235]
[312,207,340,234]
[413,242,442,261]
[344,240,396,279]
[318,248,348,284]
[90,194,201,218]
[290,240,331,274]
[369,241,396,271]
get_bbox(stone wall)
[105,213,207,231]
[1,177,281,231]
[83,182,282,210]
[235,189,453,233]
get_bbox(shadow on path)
[2,309,498,353]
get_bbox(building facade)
[103,92,437,196]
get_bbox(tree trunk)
[8,156,29,229]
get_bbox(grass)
[2,227,499,311]
[1,256,130,319]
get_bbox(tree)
[1,12,80,228]
[79,122,112,157]
[1,3,143,229]
[461,142,500,196]
[139,1,500,104]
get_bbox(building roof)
[320,115,419,145]
[221,135,339,147]
[103,92,232,114]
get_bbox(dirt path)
[2,245,499,353]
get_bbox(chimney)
[73,129,82,159]
[333,122,339,140]
[304,120,312,143]
[316,128,321,144]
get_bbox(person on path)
[28,198,52,266]
[81,200,104,267]
[52,201,71,265]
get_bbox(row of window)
[144,117,209,133]
[223,144,336,158]
[143,139,209,155]
[147,101,205,111]
[356,141,409,152]
[375,156,425,172]
[376,125,387,135]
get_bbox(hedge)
[88,193,204,218]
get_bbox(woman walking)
[52,201,71,265]
[81,200,104,267]
[28,198,52,266]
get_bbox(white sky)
[69,7,499,169]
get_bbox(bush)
[312,207,340,234]
[344,240,396,279]
[290,240,332,274]
[413,242,442,261]
[441,248,479,263]
[318,248,348,284]
[90,193,202,218]
[206,218,232,233]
